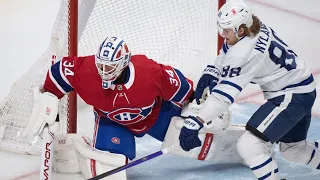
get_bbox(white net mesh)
[0,0,219,155]
[79,0,219,82]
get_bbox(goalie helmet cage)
[0,0,226,155]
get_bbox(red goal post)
[0,0,226,155]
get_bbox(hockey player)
[24,36,195,179]
[178,0,319,179]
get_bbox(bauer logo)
[111,137,121,144]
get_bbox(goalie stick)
[39,37,60,180]
[87,146,173,180]
[39,115,58,180]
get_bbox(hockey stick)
[39,37,60,180]
[87,146,173,180]
[39,115,59,180]
[39,125,54,180]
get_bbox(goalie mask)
[217,0,253,38]
[96,37,131,89]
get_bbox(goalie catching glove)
[23,87,60,136]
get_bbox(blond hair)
[239,15,261,37]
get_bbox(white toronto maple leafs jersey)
[210,22,316,103]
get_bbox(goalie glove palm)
[179,116,204,151]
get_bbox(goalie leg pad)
[75,136,127,180]
[53,134,128,180]
[162,116,246,164]
[94,114,136,160]
[53,134,81,173]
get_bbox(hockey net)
[0,0,225,155]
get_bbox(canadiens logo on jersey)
[111,137,121,144]
[101,100,156,126]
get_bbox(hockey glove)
[179,116,204,151]
[194,65,219,104]
[23,87,60,136]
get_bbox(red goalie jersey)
[43,55,194,134]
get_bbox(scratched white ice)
[0,0,319,179]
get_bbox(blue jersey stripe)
[170,68,192,103]
[225,43,229,49]
[111,40,124,61]
[98,38,108,59]
[50,61,74,92]
[220,80,242,91]
[281,75,314,90]
[263,75,314,93]
[211,89,234,103]
[222,43,228,54]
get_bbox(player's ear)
[238,26,246,37]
